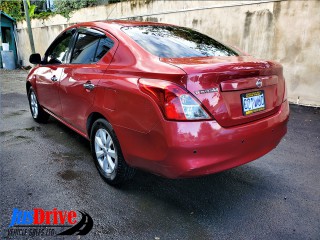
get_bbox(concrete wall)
[16,0,320,106]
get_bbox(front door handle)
[83,82,95,91]
[51,75,58,82]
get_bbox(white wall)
[16,0,320,106]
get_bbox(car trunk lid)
[161,56,285,127]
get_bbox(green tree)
[53,0,98,19]
[0,0,24,21]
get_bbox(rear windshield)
[122,25,239,58]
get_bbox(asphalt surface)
[0,70,319,239]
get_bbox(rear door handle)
[51,75,58,82]
[83,82,95,91]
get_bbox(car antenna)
[106,2,118,21]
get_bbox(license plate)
[241,91,266,116]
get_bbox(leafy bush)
[0,0,54,21]
[53,0,98,19]
[27,0,36,18]
[33,10,55,20]
[1,0,100,21]
[0,0,24,21]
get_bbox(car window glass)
[47,33,73,64]
[122,26,239,58]
[71,33,100,64]
[94,37,114,62]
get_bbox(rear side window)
[71,32,114,64]
[94,37,114,62]
[122,26,239,58]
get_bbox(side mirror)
[29,53,41,64]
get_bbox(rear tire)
[28,87,50,123]
[90,118,135,186]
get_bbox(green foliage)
[33,10,55,20]
[0,0,99,21]
[0,0,54,21]
[0,0,24,21]
[30,0,56,20]
[53,0,98,19]
[27,0,36,18]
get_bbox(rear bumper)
[115,101,289,178]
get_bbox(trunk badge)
[256,79,263,88]
[194,88,219,95]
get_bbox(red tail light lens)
[138,78,211,121]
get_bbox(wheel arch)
[86,112,108,139]
[26,81,32,94]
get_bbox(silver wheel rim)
[94,128,117,174]
[30,91,38,118]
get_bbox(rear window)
[122,25,239,58]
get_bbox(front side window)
[46,32,73,64]
[71,32,114,64]
[122,26,240,58]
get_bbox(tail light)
[138,78,211,121]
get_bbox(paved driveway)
[0,70,319,239]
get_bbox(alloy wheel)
[30,91,38,118]
[94,128,118,174]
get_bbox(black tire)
[90,118,135,186]
[28,87,50,123]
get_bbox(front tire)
[90,118,135,186]
[28,87,50,123]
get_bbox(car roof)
[98,20,172,27]
[69,20,173,31]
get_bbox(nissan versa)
[26,20,289,185]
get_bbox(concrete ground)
[0,69,319,239]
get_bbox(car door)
[35,29,75,117]
[59,28,117,133]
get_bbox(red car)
[27,20,289,185]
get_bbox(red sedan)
[27,20,289,185]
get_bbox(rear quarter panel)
[91,34,187,134]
